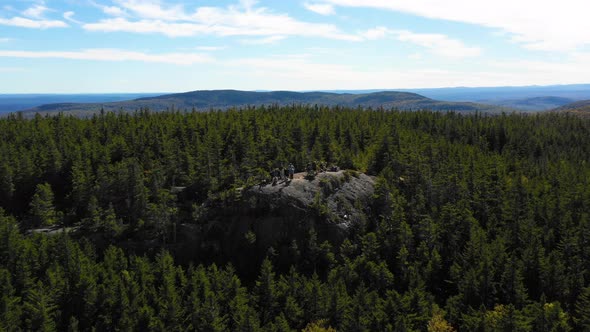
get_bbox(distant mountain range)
[5,84,590,117]
[403,84,590,103]
[15,90,508,117]
[485,96,576,112]
[0,93,162,113]
[331,84,590,108]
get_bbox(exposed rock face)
[192,170,375,256]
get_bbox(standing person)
[279,164,286,182]
[272,168,279,185]
[288,163,295,179]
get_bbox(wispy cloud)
[491,53,590,81]
[361,27,389,40]
[303,2,335,15]
[319,0,590,52]
[104,6,126,16]
[112,0,187,21]
[63,11,82,24]
[83,1,360,41]
[394,30,481,58]
[222,52,590,90]
[361,27,481,58]
[0,49,213,65]
[84,18,198,37]
[196,46,226,51]
[0,17,67,29]
[23,4,50,19]
[221,55,514,89]
[240,35,285,45]
[88,1,127,17]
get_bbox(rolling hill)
[16,90,508,117]
[552,100,590,117]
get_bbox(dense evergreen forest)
[0,106,589,331]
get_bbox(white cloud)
[222,54,590,90]
[490,54,590,84]
[63,11,81,24]
[361,27,481,58]
[83,1,360,41]
[361,27,389,40]
[408,53,423,60]
[89,1,126,16]
[103,6,126,16]
[239,0,259,10]
[394,30,481,58]
[0,38,12,43]
[112,0,187,21]
[320,0,590,52]
[0,49,213,65]
[84,18,197,37]
[0,17,67,29]
[97,4,125,16]
[303,2,335,15]
[196,46,226,51]
[240,35,285,45]
[23,5,50,19]
[220,55,493,89]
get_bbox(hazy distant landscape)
[11,90,507,117]
[0,93,162,113]
[5,84,590,117]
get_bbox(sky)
[0,0,590,93]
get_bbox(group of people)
[305,161,339,177]
[268,161,340,185]
[270,163,296,185]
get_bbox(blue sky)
[0,0,589,93]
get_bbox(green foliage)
[575,287,590,330]
[302,319,336,332]
[29,183,57,226]
[0,108,589,330]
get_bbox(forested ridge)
[16,90,504,116]
[0,106,589,331]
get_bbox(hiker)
[279,165,286,182]
[306,162,313,176]
[271,168,279,185]
[288,163,295,179]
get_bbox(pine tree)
[22,281,57,332]
[427,307,455,332]
[255,258,278,326]
[154,250,183,330]
[575,287,590,330]
[30,182,57,226]
[0,268,21,331]
[0,163,15,209]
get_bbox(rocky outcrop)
[189,170,376,257]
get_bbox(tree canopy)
[0,106,589,331]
